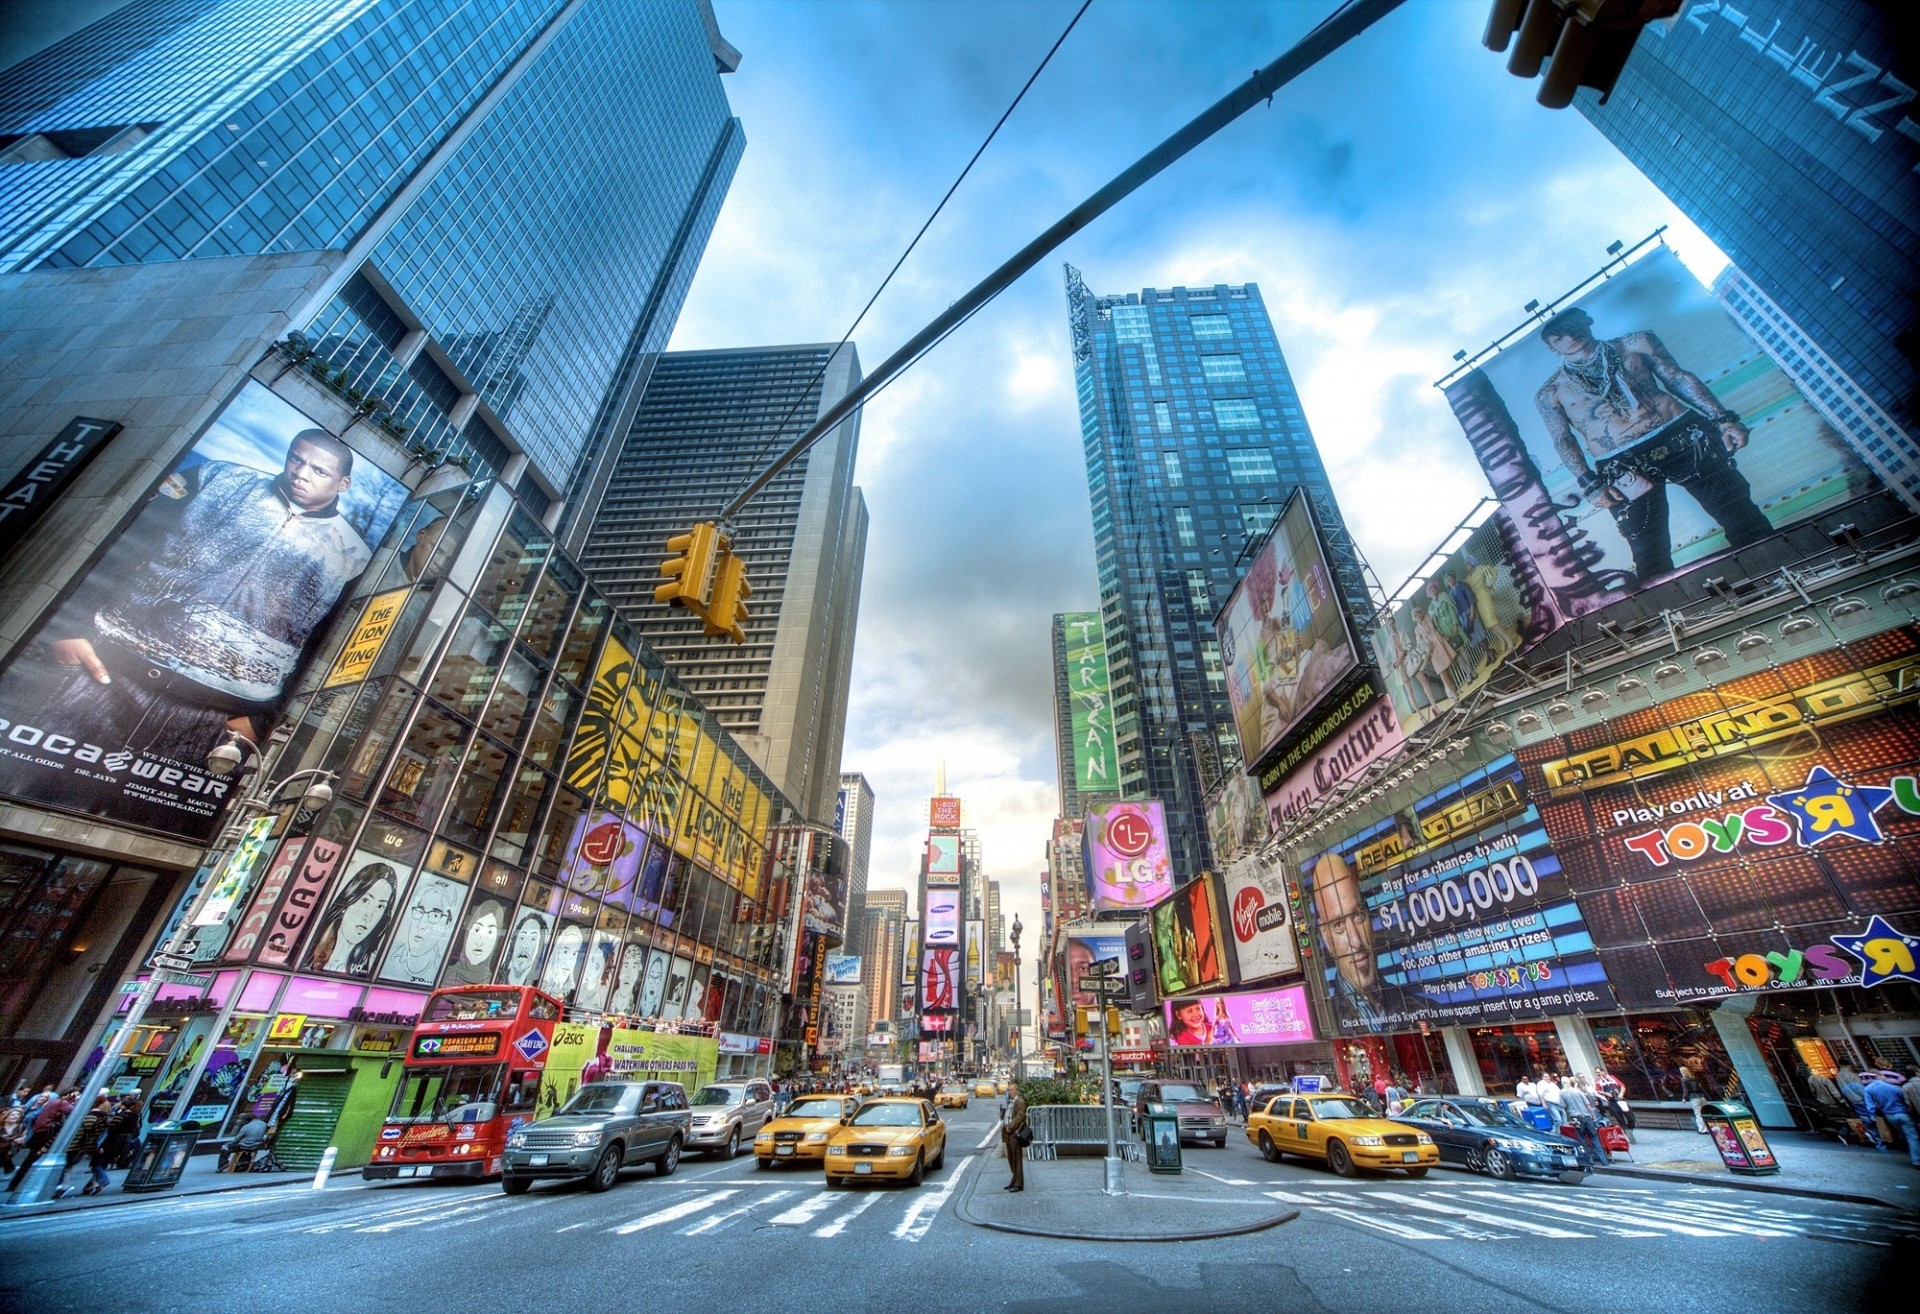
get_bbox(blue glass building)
[1066,268,1365,878]
[0,0,744,495]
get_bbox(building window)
[1185,570,1212,614]
[1240,504,1278,537]
[1214,399,1260,430]
[1175,507,1196,546]
[1190,315,1232,340]
[1200,354,1246,383]
[1227,450,1277,483]
[1163,451,1184,486]
[1154,402,1172,433]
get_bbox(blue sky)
[672,0,1729,952]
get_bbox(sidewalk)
[1,1151,326,1221]
[1595,1124,1919,1210]
[955,1146,1298,1241]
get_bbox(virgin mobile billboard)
[1443,246,1874,617]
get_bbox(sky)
[670,0,1727,990]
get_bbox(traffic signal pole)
[715,0,1405,523]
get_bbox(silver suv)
[501,1081,691,1194]
[687,1079,774,1158]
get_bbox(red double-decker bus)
[364,984,564,1182]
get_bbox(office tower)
[578,345,869,823]
[835,772,876,930]
[1065,267,1365,876]
[986,879,1003,957]
[0,0,744,502]
[1573,2,1916,440]
[1050,612,1124,823]
[859,900,905,1032]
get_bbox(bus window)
[388,1064,506,1123]
[504,1071,540,1113]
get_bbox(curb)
[1593,1163,1903,1210]
[953,1159,1300,1242]
[0,1168,366,1223]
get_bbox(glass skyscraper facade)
[0,0,743,493]
[1066,267,1364,878]
[1573,1,1915,442]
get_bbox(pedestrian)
[70,1095,114,1196]
[1904,1068,1920,1123]
[218,1116,272,1172]
[1863,1072,1920,1168]
[1563,1076,1611,1166]
[104,1094,145,1170]
[1538,1070,1566,1125]
[1678,1064,1709,1134]
[0,1101,22,1175]
[8,1088,77,1194]
[1002,1080,1029,1193]
[1837,1066,1882,1148]
[1384,1075,1407,1116]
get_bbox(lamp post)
[1009,914,1022,1070]
[7,738,334,1206]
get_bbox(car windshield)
[851,1103,923,1127]
[386,1064,503,1125]
[561,1084,640,1116]
[1157,1083,1208,1102]
[691,1086,740,1107]
[787,1098,845,1119]
[1306,1097,1373,1119]
[942,1086,968,1094]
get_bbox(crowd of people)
[3,1085,146,1198]
[1834,1065,1920,1167]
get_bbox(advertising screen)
[1204,768,1270,866]
[1443,246,1875,615]
[1063,931,1126,1009]
[902,920,919,986]
[1149,875,1228,997]
[1369,512,1554,734]
[926,832,962,881]
[825,954,862,986]
[1515,624,1920,1010]
[1061,612,1120,794]
[923,890,961,947]
[1082,800,1174,912]
[1219,853,1299,985]
[921,947,958,1012]
[1164,985,1314,1048]
[1263,694,1404,832]
[1298,757,1617,1034]
[929,796,961,829]
[965,919,984,986]
[0,380,407,840]
[1215,492,1362,773]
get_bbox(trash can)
[1521,1105,1555,1132]
[1700,1101,1779,1176]
[1142,1105,1183,1174]
[122,1121,202,1193]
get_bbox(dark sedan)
[1393,1096,1591,1183]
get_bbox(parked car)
[1246,1092,1438,1178]
[687,1080,775,1159]
[501,1081,690,1194]
[1392,1096,1591,1182]
[823,1097,948,1187]
[1134,1080,1228,1148]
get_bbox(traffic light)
[655,522,722,616]
[1122,919,1157,1015]
[1483,0,1680,108]
[705,547,752,645]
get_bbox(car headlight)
[1210,1117,1226,1126]
[1415,1134,1433,1145]
[505,1130,526,1148]
[1351,1135,1385,1146]
[805,1132,829,1143]
[754,1133,772,1144]
[572,1131,601,1148]
[887,1145,916,1156]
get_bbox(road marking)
[1448,1188,1753,1238]
[892,1155,972,1243]
[813,1193,881,1237]
[974,1127,1002,1151]
[1379,1190,1587,1238]
[611,1190,737,1234]
[1318,1206,1448,1240]
[362,1194,510,1233]
[767,1193,837,1227]
[685,1190,792,1235]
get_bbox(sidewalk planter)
[1701,1101,1780,1176]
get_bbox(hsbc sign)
[1221,854,1298,985]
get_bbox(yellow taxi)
[995,1079,1008,1095]
[1246,1091,1438,1178]
[753,1093,860,1169]
[824,1097,948,1187]
[934,1085,970,1109]
[973,1081,997,1099]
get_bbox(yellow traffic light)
[655,522,722,614]
[705,549,752,645]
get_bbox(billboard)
[923,890,961,947]
[1149,875,1228,997]
[1298,757,1617,1034]
[1204,768,1270,866]
[1515,624,1920,1011]
[1063,931,1126,1009]
[929,796,961,829]
[965,919,985,986]
[1263,694,1404,832]
[1061,612,1119,794]
[1082,799,1174,912]
[1369,513,1554,734]
[901,920,919,986]
[1164,984,1315,1048]
[0,379,407,841]
[825,954,862,986]
[921,946,958,1012]
[1215,492,1363,774]
[1219,853,1299,985]
[926,832,962,882]
[1444,246,1875,613]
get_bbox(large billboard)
[0,380,407,841]
[825,954,862,985]
[1515,624,1920,1011]
[1298,757,1617,1034]
[1219,853,1299,985]
[1082,799,1174,912]
[1369,513,1554,734]
[1444,246,1875,614]
[923,889,961,948]
[921,946,958,1013]
[901,920,919,987]
[929,795,961,829]
[1164,984,1315,1048]
[965,919,985,986]
[1216,492,1363,774]
[1263,694,1404,832]
[1063,930,1126,1009]
[1061,612,1119,794]
[926,832,962,883]
[1149,875,1228,997]
[1204,768,1270,866]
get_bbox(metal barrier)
[1024,1104,1141,1161]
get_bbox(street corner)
[955,1154,1300,1242]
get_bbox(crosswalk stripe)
[1448,1188,1753,1238]
[684,1190,792,1235]
[1318,1206,1448,1240]
[362,1195,511,1233]
[813,1193,881,1238]
[1383,1190,1588,1238]
[768,1193,837,1227]
[892,1156,971,1243]
[611,1190,737,1234]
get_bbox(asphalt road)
[0,1102,1905,1314]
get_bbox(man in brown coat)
[1002,1081,1028,1192]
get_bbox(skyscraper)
[835,772,875,930]
[1573,2,1915,440]
[576,345,868,823]
[1065,267,1365,876]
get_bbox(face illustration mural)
[382,873,463,985]
[540,924,587,997]
[461,901,506,967]
[310,860,399,977]
[1311,851,1378,994]
[504,913,548,986]
[609,945,646,1012]
[638,952,669,1016]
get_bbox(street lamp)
[1009,914,1023,1068]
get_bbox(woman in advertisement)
[442,897,509,987]
[501,910,551,988]
[306,860,400,977]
